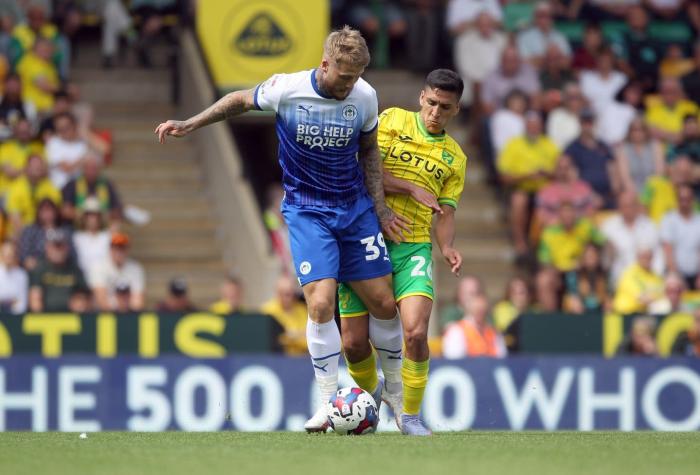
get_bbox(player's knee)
[343,333,371,363]
[404,325,428,352]
[306,295,335,322]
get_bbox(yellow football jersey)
[379,107,467,243]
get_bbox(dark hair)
[504,89,529,108]
[683,114,698,124]
[71,287,92,298]
[598,46,616,60]
[53,111,77,125]
[35,198,61,227]
[614,79,643,102]
[54,91,70,101]
[425,69,464,99]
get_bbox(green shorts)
[338,242,433,317]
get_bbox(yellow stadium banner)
[196,0,330,91]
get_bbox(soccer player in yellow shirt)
[338,69,467,436]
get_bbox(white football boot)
[381,385,403,431]
[304,405,330,433]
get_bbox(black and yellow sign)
[197,0,329,90]
[515,311,695,356]
[0,313,283,358]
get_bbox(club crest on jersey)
[441,150,454,165]
[342,104,358,121]
[299,261,312,275]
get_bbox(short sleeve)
[591,224,606,246]
[28,266,41,287]
[129,263,145,293]
[659,215,674,243]
[107,181,122,209]
[88,262,107,288]
[439,152,467,209]
[62,180,76,204]
[253,74,289,113]
[516,31,534,60]
[555,33,572,57]
[75,267,89,292]
[377,108,397,159]
[5,184,23,215]
[497,139,516,175]
[537,232,553,265]
[361,87,379,134]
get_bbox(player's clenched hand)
[380,209,411,243]
[442,247,462,276]
[410,186,442,214]
[155,120,191,144]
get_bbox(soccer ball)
[327,387,379,435]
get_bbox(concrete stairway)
[71,66,225,307]
[438,151,514,303]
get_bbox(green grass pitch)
[1,432,699,475]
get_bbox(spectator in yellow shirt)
[639,156,694,224]
[492,276,531,332]
[8,4,61,67]
[0,118,44,197]
[497,111,560,257]
[538,201,605,273]
[261,276,308,355]
[613,246,665,315]
[645,77,699,145]
[209,273,245,315]
[5,154,61,237]
[16,38,60,114]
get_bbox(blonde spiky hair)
[323,26,370,67]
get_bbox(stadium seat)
[503,2,535,32]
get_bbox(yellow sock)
[346,351,378,393]
[402,357,429,415]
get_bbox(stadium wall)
[178,30,278,306]
[1,356,699,432]
[1,312,691,358]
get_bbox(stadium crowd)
[324,0,700,358]
[424,0,700,358]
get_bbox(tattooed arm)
[358,129,410,242]
[155,88,256,143]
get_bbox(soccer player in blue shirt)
[156,27,407,432]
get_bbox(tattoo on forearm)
[360,136,391,220]
[185,92,247,130]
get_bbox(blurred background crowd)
[1,0,700,359]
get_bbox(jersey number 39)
[361,233,389,261]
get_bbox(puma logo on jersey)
[297,104,312,115]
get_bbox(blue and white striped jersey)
[254,69,378,206]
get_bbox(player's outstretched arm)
[382,170,442,214]
[435,205,462,276]
[358,129,411,242]
[155,88,256,143]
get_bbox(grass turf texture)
[1,432,699,475]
